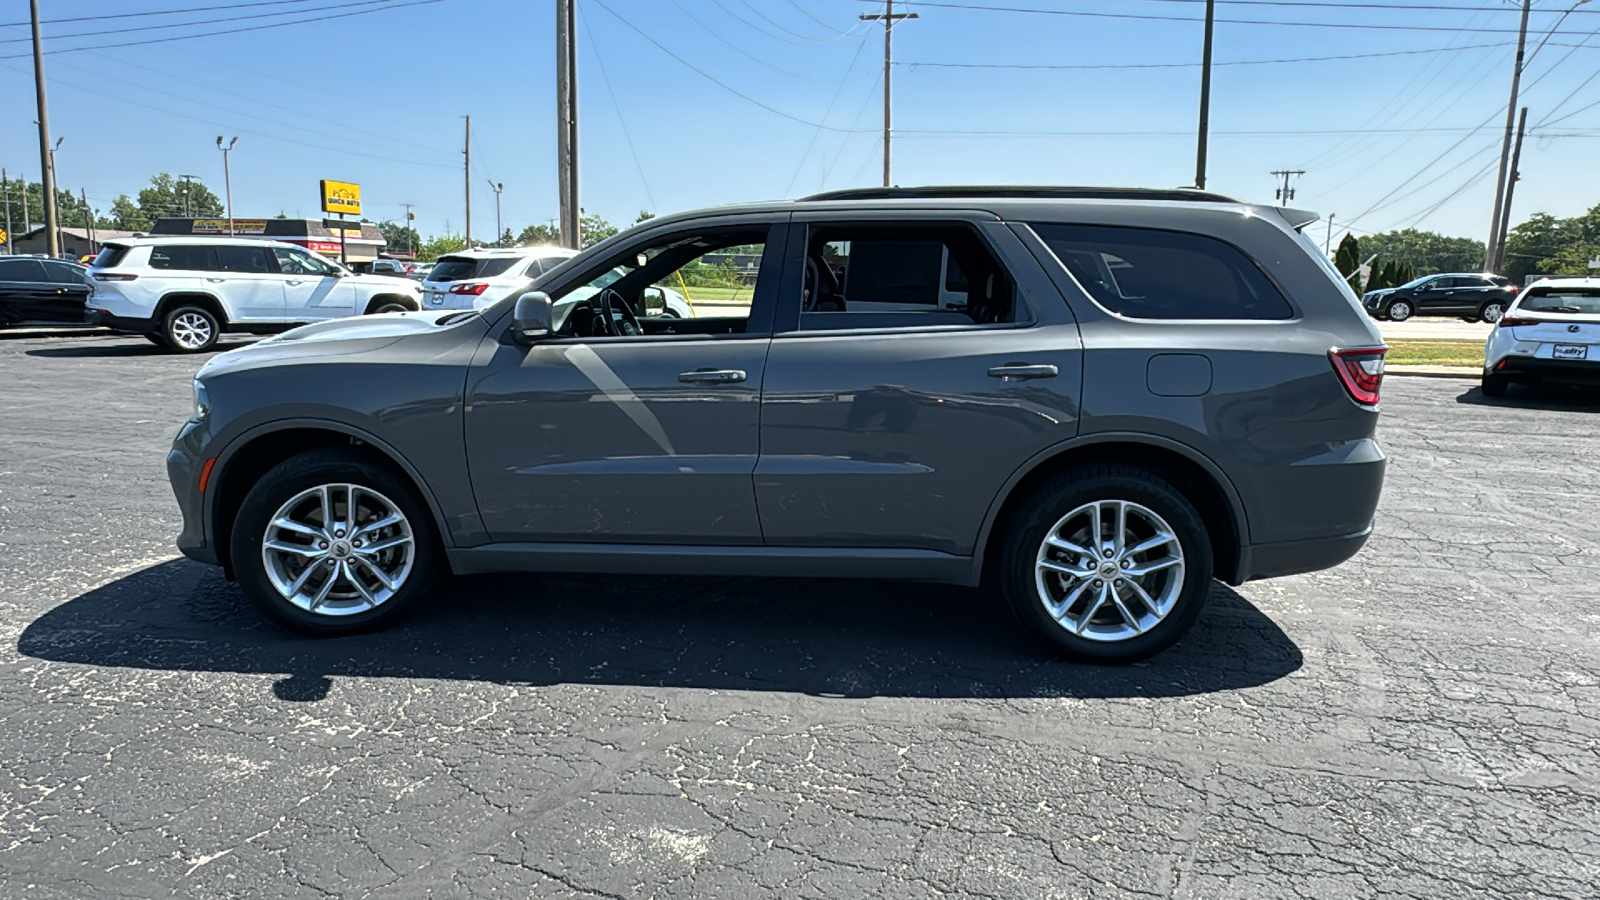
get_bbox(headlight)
[192,379,210,420]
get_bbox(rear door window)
[215,245,275,273]
[150,245,218,271]
[0,258,48,282]
[1032,223,1293,320]
[798,223,1019,329]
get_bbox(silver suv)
[168,187,1388,663]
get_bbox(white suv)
[1482,276,1600,396]
[86,237,424,352]
[420,246,579,312]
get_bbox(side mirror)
[511,291,553,344]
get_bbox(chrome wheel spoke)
[285,559,323,598]
[319,485,334,533]
[307,562,339,611]
[1106,585,1144,633]
[264,539,321,558]
[1075,583,1110,635]
[355,534,410,555]
[271,517,322,538]
[355,513,403,540]
[1045,534,1093,557]
[345,565,379,610]
[1048,578,1094,623]
[352,555,400,592]
[1112,501,1127,556]
[1127,556,1181,578]
[1123,575,1165,619]
[1126,532,1175,556]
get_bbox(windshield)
[1518,286,1600,315]
[428,256,520,282]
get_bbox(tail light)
[93,272,138,281]
[449,282,489,295]
[1330,347,1386,405]
[1509,285,1519,295]
[1496,315,1543,328]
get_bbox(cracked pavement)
[1,332,1597,898]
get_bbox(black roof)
[798,185,1242,204]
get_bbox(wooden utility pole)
[463,115,472,247]
[2,168,12,253]
[1271,169,1304,206]
[31,0,59,258]
[1195,0,1215,189]
[1493,107,1529,273]
[860,1,917,188]
[556,0,580,248]
[1485,0,1531,273]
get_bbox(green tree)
[137,173,223,221]
[633,210,656,225]
[1355,228,1486,277]
[1334,233,1362,291]
[517,223,559,245]
[580,212,617,248]
[107,195,151,231]
[377,220,421,255]
[418,233,467,262]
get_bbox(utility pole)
[556,0,580,249]
[216,136,237,234]
[1195,0,1216,189]
[402,202,416,255]
[19,171,29,234]
[1325,213,1336,255]
[48,137,63,255]
[488,180,504,247]
[1493,106,1529,273]
[860,1,917,188]
[463,115,472,246]
[1271,169,1304,206]
[81,187,92,249]
[31,0,60,259]
[1485,0,1531,273]
[2,168,12,253]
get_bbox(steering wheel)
[596,288,642,337]
[803,257,820,311]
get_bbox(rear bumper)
[1237,526,1372,583]
[1489,356,1600,385]
[86,308,158,334]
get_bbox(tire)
[1384,299,1413,322]
[370,301,411,315]
[1478,300,1505,324]
[998,465,1213,664]
[161,305,220,353]
[1481,373,1509,397]
[230,448,440,636]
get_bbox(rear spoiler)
[1273,207,1321,232]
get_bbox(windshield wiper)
[1530,305,1584,314]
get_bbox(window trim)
[776,218,1035,335]
[1024,222,1301,324]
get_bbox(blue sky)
[2,0,1598,248]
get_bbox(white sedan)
[1482,277,1600,396]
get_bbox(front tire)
[1478,300,1505,324]
[998,466,1213,664]
[1384,299,1414,322]
[230,449,439,635]
[162,305,220,353]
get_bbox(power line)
[0,0,327,28]
[707,0,865,44]
[785,30,873,195]
[903,41,1515,70]
[0,0,446,60]
[0,0,402,45]
[666,0,835,83]
[579,2,657,211]
[586,0,872,133]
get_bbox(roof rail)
[797,185,1242,204]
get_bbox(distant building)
[9,226,142,259]
[148,217,386,264]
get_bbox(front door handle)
[286,279,305,285]
[205,277,226,283]
[988,363,1059,380]
[678,368,747,384]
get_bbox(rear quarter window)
[150,245,218,271]
[1031,223,1294,321]
[92,245,131,269]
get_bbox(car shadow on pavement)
[19,559,1303,701]
[1455,383,1600,411]
[24,340,253,358]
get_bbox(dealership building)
[148,217,387,264]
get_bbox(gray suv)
[168,187,1388,663]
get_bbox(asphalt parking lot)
[2,331,1597,899]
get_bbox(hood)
[197,310,483,376]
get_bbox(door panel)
[273,246,357,321]
[465,337,769,544]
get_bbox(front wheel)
[1479,301,1505,324]
[230,449,439,635]
[369,301,411,315]
[998,466,1213,664]
[1384,299,1414,322]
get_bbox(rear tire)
[161,305,220,353]
[370,300,411,315]
[998,466,1213,664]
[1481,373,1509,397]
[1384,299,1413,322]
[230,448,440,636]
[1478,300,1505,324]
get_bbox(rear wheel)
[1384,299,1414,322]
[230,449,439,635]
[1481,373,1509,397]
[370,299,411,315]
[161,305,219,353]
[998,466,1213,664]
[1479,300,1505,324]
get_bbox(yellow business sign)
[320,179,362,216]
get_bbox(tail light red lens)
[1496,315,1543,328]
[92,272,138,281]
[1330,347,1386,405]
[448,282,489,295]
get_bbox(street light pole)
[488,181,504,247]
[49,137,63,255]
[30,0,60,258]
[216,136,237,234]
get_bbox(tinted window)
[0,258,48,282]
[150,245,217,271]
[215,246,274,273]
[272,247,339,276]
[428,256,519,282]
[42,261,87,284]
[800,224,1016,328]
[92,245,130,269]
[1033,223,1293,320]
[1520,286,1600,314]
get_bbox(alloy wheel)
[1033,499,1186,642]
[261,483,415,616]
[170,312,214,349]
[1387,301,1412,322]
[1481,302,1504,323]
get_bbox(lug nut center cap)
[333,543,351,558]
[1099,562,1120,578]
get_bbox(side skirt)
[446,543,979,586]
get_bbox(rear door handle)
[988,363,1059,380]
[678,369,747,384]
[205,277,226,283]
